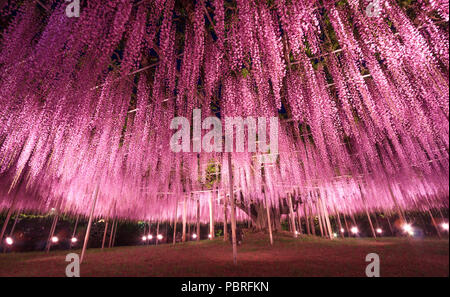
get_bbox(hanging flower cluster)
[0,0,448,222]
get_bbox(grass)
[0,231,448,277]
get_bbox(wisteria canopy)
[0,0,448,225]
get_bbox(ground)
[0,232,448,277]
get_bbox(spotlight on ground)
[5,237,13,245]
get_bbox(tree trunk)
[236,199,282,232]
[288,194,297,237]
[296,206,303,235]
[304,202,310,235]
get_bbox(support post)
[304,202,310,235]
[196,198,200,241]
[296,206,303,235]
[343,213,350,234]
[350,213,357,226]
[316,202,325,237]
[71,214,80,240]
[108,219,115,248]
[0,209,12,245]
[156,221,160,245]
[309,203,316,236]
[45,211,59,253]
[227,153,238,264]
[386,214,394,235]
[101,220,109,249]
[223,190,228,241]
[319,197,333,239]
[247,201,252,229]
[264,192,273,245]
[335,206,344,238]
[209,191,215,239]
[9,210,21,237]
[80,186,99,263]
[373,212,380,229]
[173,199,178,245]
[111,220,118,247]
[387,183,406,222]
[0,193,18,243]
[359,184,376,238]
[182,195,187,242]
[2,210,20,253]
[429,209,442,239]
[287,194,297,237]
[365,208,377,238]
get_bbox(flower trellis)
[0,0,448,224]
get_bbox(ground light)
[192,233,197,239]
[340,228,345,233]
[442,223,449,231]
[376,228,383,234]
[51,236,58,243]
[142,236,147,241]
[71,237,77,243]
[351,227,359,234]
[5,237,13,245]
[148,234,153,240]
[403,224,414,235]
[157,234,163,240]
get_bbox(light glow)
[402,224,414,235]
[442,223,449,231]
[148,234,153,240]
[71,237,77,243]
[51,236,59,243]
[376,228,383,234]
[351,227,359,234]
[157,234,163,240]
[5,237,13,245]
[192,234,197,239]
[142,236,147,241]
